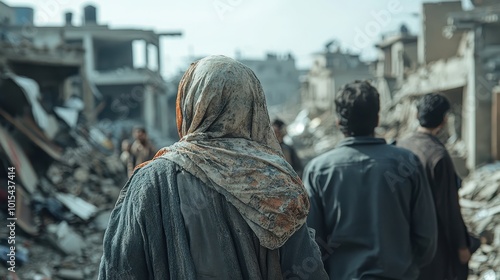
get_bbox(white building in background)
[4,4,182,140]
[239,53,300,107]
[373,25,419,114]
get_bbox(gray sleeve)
[98,171,153,280]
[279,225,329,280]
[409,156,438,268]
[98,167,169,280]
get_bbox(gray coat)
[98,159,328,280]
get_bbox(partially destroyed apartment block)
[376,1,500,176]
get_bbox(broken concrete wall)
[459,163,500,279]
[419,1,464,64]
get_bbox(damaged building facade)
[378,1,500,176]
[4,4,182,143]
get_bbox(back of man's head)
[335,80,380,137]
[272,119,286,130]
[417,93,450,129]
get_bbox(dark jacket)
[98,159,328,280]
[398,132,470,280]
[280,142,303,177]
[304,137,437,279]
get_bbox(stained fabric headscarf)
[136,55,309,250]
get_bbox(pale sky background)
[4,0,472,78]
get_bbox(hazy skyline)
[4,0,471,77]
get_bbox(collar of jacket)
[337,136,387,147]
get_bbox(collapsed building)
[4,4,182,145]
[378,1,500,177]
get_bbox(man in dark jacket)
[398,93,471,280]
[304,80,438,279]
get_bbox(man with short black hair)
[398,93,471,280]
[304,80,438,279]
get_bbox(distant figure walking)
[304,80,438,279]
[398,93,472,280]
[272,118,303,177]
[130,126,156,169]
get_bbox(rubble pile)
[0,74,128,279]
[0,126,126,280]
[459,163,500,279]
[378,97,419,142]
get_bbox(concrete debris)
[0,86,126,279]
[54,107,80,129]
[46,222,85,256]
[460,162,500,278]
[55,193,98,221]
[287,109,343,165]
[9,75,60,139]
[73,167,90,183]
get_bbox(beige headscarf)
[137,55,309,249]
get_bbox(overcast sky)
[4,0,471,77]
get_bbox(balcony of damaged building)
[0,26,130,280]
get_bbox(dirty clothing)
[304,136,438,279]
[398,132,470,280]
[279,142,303,177]
[98,159,328,280]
